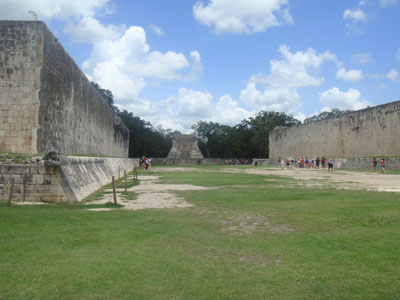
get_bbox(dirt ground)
[86,166,399,212]
[87,174,214,211]
[244,167,400,193]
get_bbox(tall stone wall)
[0,21,40,153]
[269,101,400,160]
[0,21,129,157]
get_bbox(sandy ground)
[243,167,400,193]
[87,174,214,211]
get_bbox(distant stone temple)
[167,134,204,159]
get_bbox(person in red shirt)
[380,157,386,174]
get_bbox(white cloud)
[149,24,165,37]
[336,68,364,81]
[146,88,252,132]
[82,26,202,102]
[64,16,124,43]
[239,45,338,113]
[352,52,372,64]
[319,87,371,110]
[380,0,398,7]
[343,8,367,22]
[193,0,293,34]
[386,69,399,81]
[0,0,112,20]
[396,49,400,61]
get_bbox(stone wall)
[0,21,129,157]
[0,156,139,203]
[0,21,40,153]
[269,101,400,160]
[167,134,204,159]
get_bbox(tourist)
[253,158,258,167]
[316,157,320,168]
[372,157,377,172]
[321,156,326,168]
[281,159,285,169]
[328,159,334,171]
[380,157,386,174]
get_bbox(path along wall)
[269,101,400,160]
[0,156,138,203]
[0,21,128,156]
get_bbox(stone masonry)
[269,100,400,160]
[0,21,129,157]
[167,134,204,160]
[1,156,138,203]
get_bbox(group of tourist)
[373,157,386,173]
[140,156,152,170]
[278,156,387,173]
[278,157,335,171]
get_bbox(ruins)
[0,21,129,157]
[0,21,136,203]
[269,100,400,160]
[167,134,204,160]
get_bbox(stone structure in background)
[167,134,204,160]
[269,100,400,160]
[0,21,129,157]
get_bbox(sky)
[1,0,399,132]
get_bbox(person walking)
[328,159,334,171]
[380,157,386,174]
[372,157,378,172]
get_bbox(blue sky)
[1,0,399,132]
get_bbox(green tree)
[246,111,300,158]
[91,82,118,112]
[303,108,351,124]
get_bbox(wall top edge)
[272,99,400,132]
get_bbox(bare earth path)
[245,167,400,193]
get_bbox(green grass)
[1,166,400,299]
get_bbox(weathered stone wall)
[0,156,139,203]
[167,134,204,159]
[269,101,400,160]
[0,21,129,157]
[0,21,40,153]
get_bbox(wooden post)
[124,170,127,192]
[112,176,117,204]
[8,177,15,207]
[22,174,27,202]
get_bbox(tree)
[92,82,118,112]
[303,109,351,124]
[247,111,300,158]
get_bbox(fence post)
[8,177,15,207]
[112,176,117,205]
[124,170,127,192]
[22,174,27,202]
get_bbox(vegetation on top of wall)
[303,108,352,124]
[0,151,43,164]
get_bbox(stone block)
[31,174,44,185]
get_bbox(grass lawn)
[1,166,400,299]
